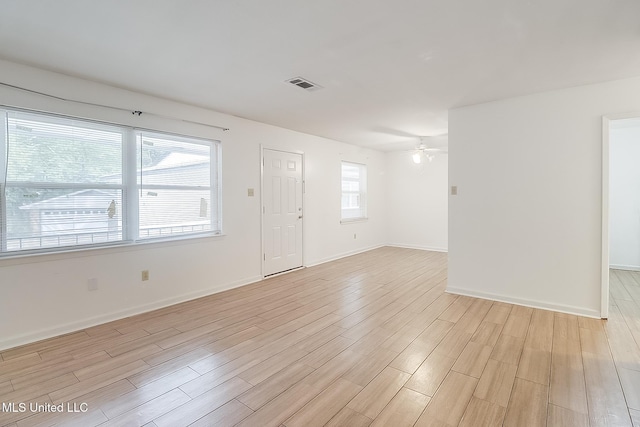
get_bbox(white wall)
[448,76,640,318]
[386,151,448,251]
[610,119,640,270]
[0,59,388,350]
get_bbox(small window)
[341,161,367,221]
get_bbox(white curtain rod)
[0,81,230,132]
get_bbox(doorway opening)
[602,114,640,318]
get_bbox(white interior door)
[263,149,303,276]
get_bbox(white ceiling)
[1,0,639,151]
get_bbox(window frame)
[340,161,368,223]
[0,107,222,258]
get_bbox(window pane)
[137,133,210,187]
[139,189,211,239]
[4,187,123,252]
[341,161,367,220]
[341,163,360,180]
[341,181,360,192]
[341,194,360,209]
[6,112,123,184]
[136,132,214,240]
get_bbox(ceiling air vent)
[286,77,323,92]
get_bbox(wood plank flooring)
[1,248,639,426]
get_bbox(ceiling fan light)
[412,152,422,164]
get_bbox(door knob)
[298,215,303,219]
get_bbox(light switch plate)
[248,188,255,197]
[451,186,458,196]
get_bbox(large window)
[0,109,221,256]
[341,161,367,221]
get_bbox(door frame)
[601,111,640,318]
[260,145,305,278]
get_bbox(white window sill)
[340,217,369,224]
[0,232,226,267]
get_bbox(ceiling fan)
[409,138,448,164]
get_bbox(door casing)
[601,111,640,319]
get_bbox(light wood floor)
[1,248,640,427]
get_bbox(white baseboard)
[610,264,640,272]
[0,275,263,352]
[306,244,385,268]
[387,244,448,253]
[446,286,601,319]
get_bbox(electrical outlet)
[142,270,150,281]
[87,278,98,291]
[248,188,255,197]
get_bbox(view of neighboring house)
[14,188,122,250]
[13,152,211,251]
